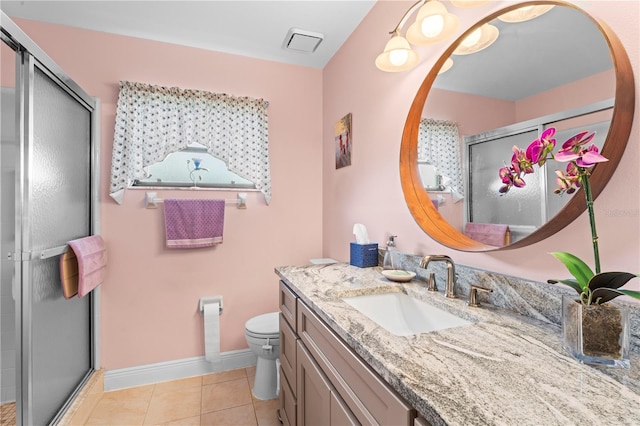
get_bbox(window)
[110,81,271,204]
[132,143,256,189]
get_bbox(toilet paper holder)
[199,296,223,315]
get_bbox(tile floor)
[0,367,280,426]
[0,402,16,426]
[83,366,279,426]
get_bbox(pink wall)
[423,88,515,136]
[323,1,639,288]
[1,43,15,86]
[9,0,638,372]
[516,70,615,122]
[13,19,323,370]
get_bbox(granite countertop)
[275,263,640,426]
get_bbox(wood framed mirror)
[400,0,635,251]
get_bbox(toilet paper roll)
[204,302,221,362]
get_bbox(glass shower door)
[16,55,93,425]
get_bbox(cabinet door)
[280,313,298,396]
[280,366,297,426]
[330,391,360,426]
[297,341,331,426]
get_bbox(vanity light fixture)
[498,5,555,23]
[405,0,459,46]
[375,0,459,72]
[375,34,420,72]
[452,23,499,55]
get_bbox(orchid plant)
[499,127,640,306]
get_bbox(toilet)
[245,312,280,400]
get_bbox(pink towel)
[63,235,107,298]
[163,199,225,248]
[464,223,510,247]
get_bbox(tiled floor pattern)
[85,366,279,426]
[0,402,16,426]
[1,367,280,426]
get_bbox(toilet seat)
[245,312,279,338]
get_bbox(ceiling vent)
[283,28,324,53]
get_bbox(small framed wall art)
[335,113,352,169]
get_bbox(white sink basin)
[342,292,472,336]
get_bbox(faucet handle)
[467,285,493,307]
[427,272,438,291]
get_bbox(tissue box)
[350,243,379,268]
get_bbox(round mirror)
[401,0,635,251]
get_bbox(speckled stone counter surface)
[275,262,640,426]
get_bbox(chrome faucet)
[419,255,457,298]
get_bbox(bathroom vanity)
[276,263,640,426]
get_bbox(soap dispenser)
[382,235,397,270]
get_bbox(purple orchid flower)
[498,165,526,194]
[526,127,556,166]
[554,130,607,167]
[576,144,608,167]
[511,146,533,174]
[554,162,582,195]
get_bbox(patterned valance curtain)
[418,118,464,200]
[110,81,271,204]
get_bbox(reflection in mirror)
[416,3,617,246]
[464,103,612,243]
[400,0,635,251]
[417,118,464,196]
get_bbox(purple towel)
[163,199,225,248]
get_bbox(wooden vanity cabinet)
[297,341,359,425]
[278,280,416,425]
[279,281,299,426]
[297,302,415,425]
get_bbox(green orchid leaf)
[590,288,623,304]
[591,288,640,304]
[547,278,582,295]
[614,289,640,300]
[585,273,638,304]
[588,272,639,291]
[550,252,594,290]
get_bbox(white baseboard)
[104,349,257,391]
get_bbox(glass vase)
[562,294,630,369]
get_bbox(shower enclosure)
[1,13,99,425]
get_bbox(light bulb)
[421,14,445,38]
[461,28,482,47]
[389,49,409,66]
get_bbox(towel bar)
[7,245,70,261]
[145,192,247,209]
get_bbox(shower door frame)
[1,12,101,425]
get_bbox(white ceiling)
[0,0,376,69]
